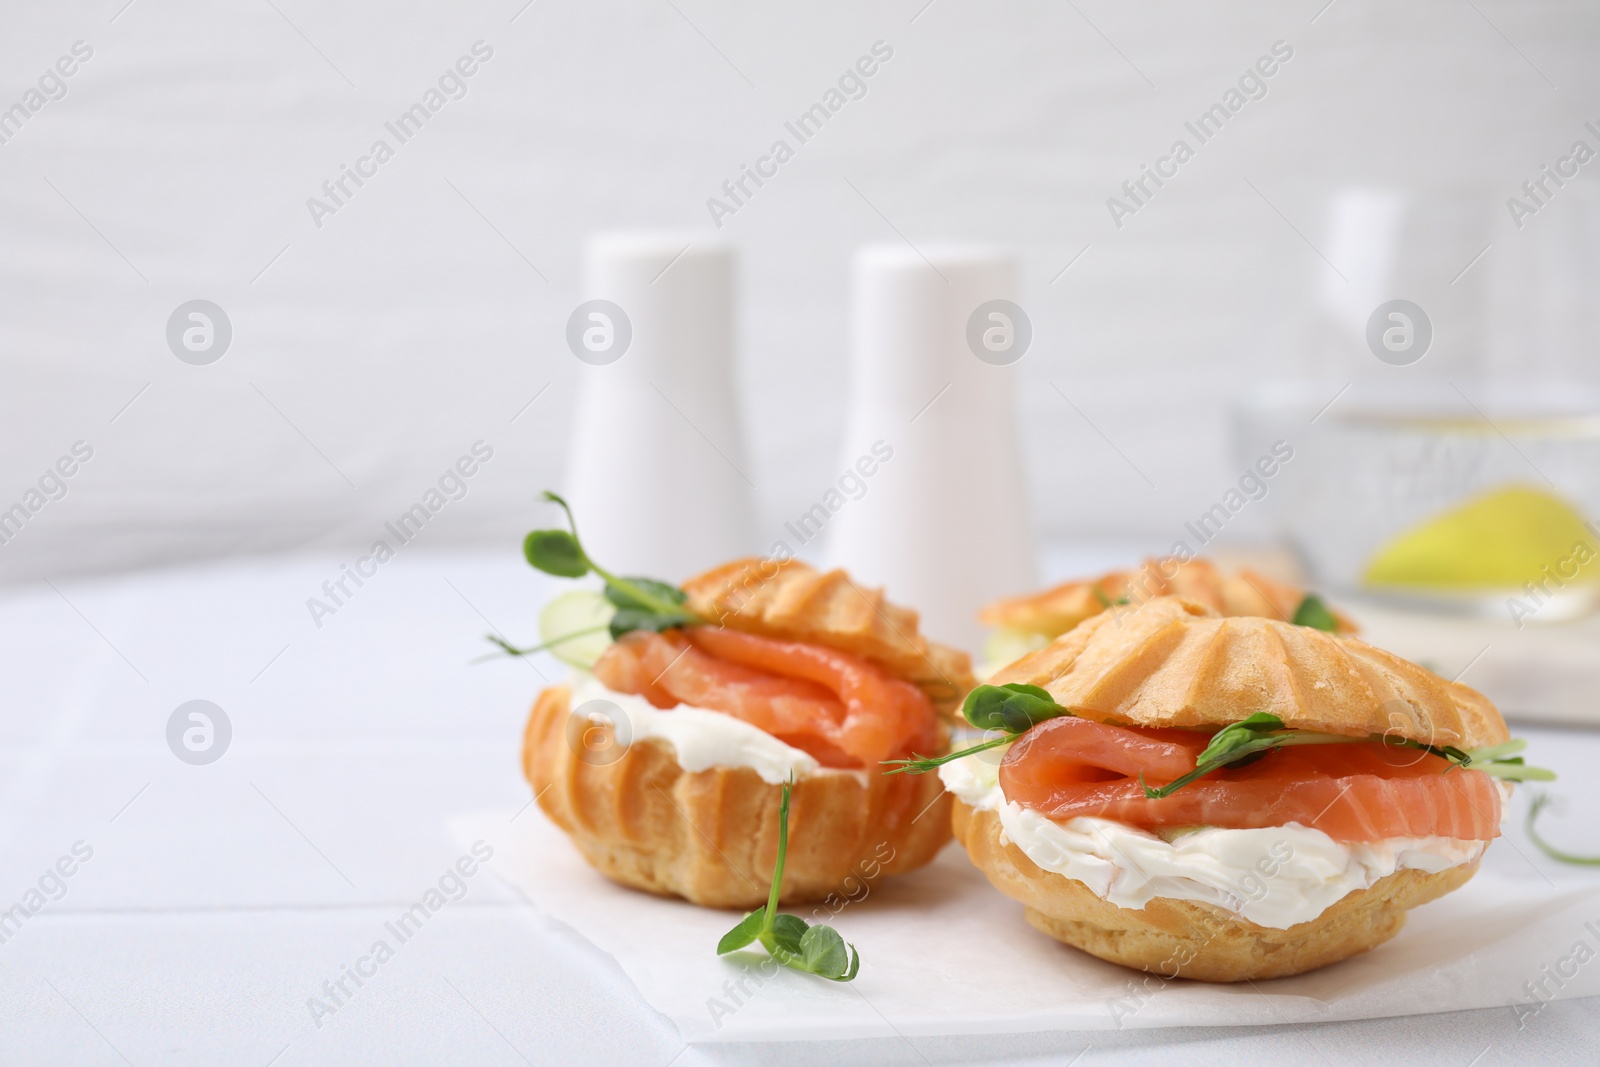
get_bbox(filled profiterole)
[513,494,975,910]
[906,595,1542,982]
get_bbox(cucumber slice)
[538,589,616,669]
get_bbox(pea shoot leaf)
[523,529,589,578]
[603,576,696,637]
[1144,716,1350,799]
[607,607,697,639]
[1194,713,1284,765]
[883,684,1074,775]
[963,683,1070,733]
[768,913,808,957]
[604,577,688,611]
[714,779,861,982]
[497,492,704,655]
[1292,594,1340,632]
[716,909,767,954]
[1092,584,1130,608]
[799,925,851,978]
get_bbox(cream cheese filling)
[567,674,829,784]
[939,746,1488,930]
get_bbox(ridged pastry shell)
[523,685,953,908]
[954,800,1476,982]
[682,557,976,719]
[980,557,1357,637]
[991,596,1509,750]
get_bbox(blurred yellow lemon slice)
[1365,485,1599,590]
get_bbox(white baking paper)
[453,810,1600,1043]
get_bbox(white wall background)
[2,0,1597,584]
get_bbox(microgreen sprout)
[474,627,612,663]
[882,686,1554,795]
[1139,722,1555,798]
[715,780,860,981]
[881,683,1075,775]
[490,491,702,656]
[1291,594,1340,632]
[1093,584,1130,609]
[1527,794,1600,866]
[1139,714,1357,798]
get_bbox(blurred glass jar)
[1233,381,1600,620]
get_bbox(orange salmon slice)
[999,716,1502,843]
[592,627,939,769]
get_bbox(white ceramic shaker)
[564,233,756,578]
[826,244,1038,651]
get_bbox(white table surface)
[1,547,1597,1066]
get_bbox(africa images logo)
[1106,40,1294,229]
[305,442,494,628]
[705,41,894,228]
[166,300,233,365]
[0,40,94,146]
[305,41,494,229]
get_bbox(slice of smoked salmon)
[687,627,940,768]
[999,715,1502,842]
[592,627,939,769]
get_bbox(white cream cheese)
[567,674,823,784]
[939,747,1487,929]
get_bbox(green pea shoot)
[716,780,860,982]
[491,491,701,658]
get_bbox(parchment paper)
[454,810,1600,1043]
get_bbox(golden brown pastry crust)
[681,557,975,719]
[524,685,953,908]
[980,557,1358,637]
[954,800,1476,982]
[991,596,1509,750]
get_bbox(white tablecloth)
[1,548,1596,1065]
